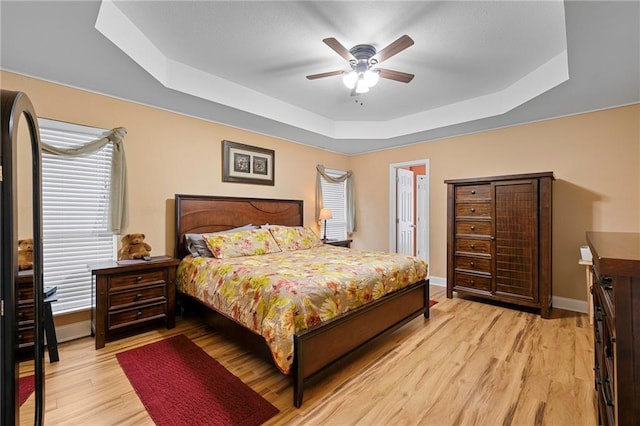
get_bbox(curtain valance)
[41,127,128,234]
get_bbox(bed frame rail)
[293,278,429,407]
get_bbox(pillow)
[203,228,281,259]
[184,224,258,257]
[267,225,323,251]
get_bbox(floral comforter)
[176,245,428,374]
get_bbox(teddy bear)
[18,238,34,270]
[118,233,152,260]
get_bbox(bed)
[174,194,430,407]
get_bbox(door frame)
[389,159,430,265]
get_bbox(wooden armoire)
[445,172,554,318]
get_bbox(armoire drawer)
[455,203,491,218]
[455,184,491,201]
[456,239,491,255]
[454,273,491,292]
[455,221,492,237]
[455,256,491,273]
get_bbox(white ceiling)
[1,1,638,155]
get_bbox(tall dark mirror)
[1,90,45,426]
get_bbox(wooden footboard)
[292,278,429,407]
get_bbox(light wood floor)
[19,285,596,425]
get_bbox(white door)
[416,175,429,263]
[396,168,414,255]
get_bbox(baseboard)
[552,295,588,314]
[429,276,588,314]
[428,275,446,287]
[56,320,92,343]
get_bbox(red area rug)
[116,334,279,426]
[19,375,35,406]
[429,299,438,307]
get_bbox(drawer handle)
[18,312,24,319]
[470,226,476,231]
[470,262,475,268]
[135,276,143,282]
[136,311,143,318]
[18,292,24,298]
[470,244,476,249]
[18,334,23,340]
[136,293,142,300]
[471,190,476,194]
[471,208,476,213]
[470,279,475,285]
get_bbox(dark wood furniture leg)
[44,300,59,362]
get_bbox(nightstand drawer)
[109,270,165,290]
[108,302,167,330]
[17,283,34,301]
[109,284,166,310]
[17,326,35,347]
[17,304,34,322]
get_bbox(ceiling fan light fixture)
[342,71,358,89]
[363,69,379,87]
[355,78,370,94]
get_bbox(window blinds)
[320,169,348,240]
[39,118,117,314]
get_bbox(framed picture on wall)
[222,140,275,186]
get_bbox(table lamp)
[319,208,333,241]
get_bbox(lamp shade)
[319,208,333,220]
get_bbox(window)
[320,169,348,240]
[39,118,117,314]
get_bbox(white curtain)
[316,164,356,233]
[40,127,128,234]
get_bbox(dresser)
[90,256,180,349]
[587,232,640,426]
[445,172,554,318]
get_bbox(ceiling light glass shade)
[342,71,358,89]
[355,78,370,94]
[363,69,379,87]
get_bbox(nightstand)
[90,256,180,349]
[324,239,352,248]
[16,269,59,362]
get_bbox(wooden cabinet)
[445,172,554,318]
[90,256,180,349]
[15,270,59,361]
[16,270,36,353]
[587,232,640,426]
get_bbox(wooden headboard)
[174,194,304,258]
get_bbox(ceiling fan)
[306,35,415,94]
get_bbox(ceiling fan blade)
[306,70,345,80]
[378,68,415,83]
[323,38,355,62]
[373,35,414,63]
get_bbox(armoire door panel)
[493,180,539,302]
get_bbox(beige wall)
[3,70,639,305]
[351,104,640,300]
[2,71,349,258]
